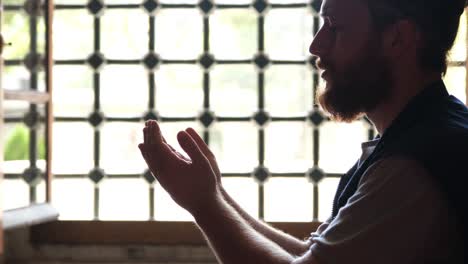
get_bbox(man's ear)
[381,19,420,60]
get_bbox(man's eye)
[324,18,340,33]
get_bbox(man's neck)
[366,72,442,135]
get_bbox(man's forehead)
[320,0,364,17]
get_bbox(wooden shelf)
[3,90,50,104]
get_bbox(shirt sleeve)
[309,157,455,264]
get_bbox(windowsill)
[3,203,59,231]
[31,221,322,245]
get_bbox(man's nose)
[309,28,330,57]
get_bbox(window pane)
[211,9,257,60]
[100,122,146,174]
[159,0,198,3]
[3,179,29,210]
[2,11,30,60]
[211,64,257,116]
[319,121,367,173]
[214,0,251,4]
[2,66,30,90]
[264,177,312,222]
[265,65,313,116]
[444,66,466,104]
[100,178,150,221]
[54,10,93,60]
[155,9,203,60]
[54,0,87,4]
[3,159,28,175]
[223,177,259,219]
[318,177,339,222]
[36,180,47,204]
[53,179,94,220]
[3,122,30,166]
[155,65,203,116]
[52,123,94,174]
[101,65,148,117]
[210,122,258,172]
[103,0,142,4]
[53,65,93,117]
[101,9,149,59]
[265,122,313,172]
[37,71,47,93]
[265,8,313,60]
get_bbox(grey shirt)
[308,140,461,264]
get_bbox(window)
[3,0,468,227]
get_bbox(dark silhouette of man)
[139,0,468,263]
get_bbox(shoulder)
[357,156,437,198]
[306,157,460,264]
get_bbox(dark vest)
[331,80,468,261]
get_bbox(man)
[139,0,468,263]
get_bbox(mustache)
[315,57,331,71]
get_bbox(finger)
[185,128,213,158]
[139,143,166,171]
[138,144,161,181]
[139,143,154,166]
[138,144,152,169]
[149,121,156,145]
[143,127,149,145]
[177,131,208,164]
[141,138,188,168]
[148,120,163,146]
[185,128,222,178]
[147,122,153,145]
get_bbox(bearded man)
[139,0,468,263]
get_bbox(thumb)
[177,131,208,164]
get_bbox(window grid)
[4,0,465,222]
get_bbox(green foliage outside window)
[4,125,45,161]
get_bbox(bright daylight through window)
[2,0,467,223]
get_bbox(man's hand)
[184,128,223,185]
[138,121,311,264]
[138,120,220,216]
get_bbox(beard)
[316,41,393,123]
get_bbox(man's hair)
[364,0,467,75]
